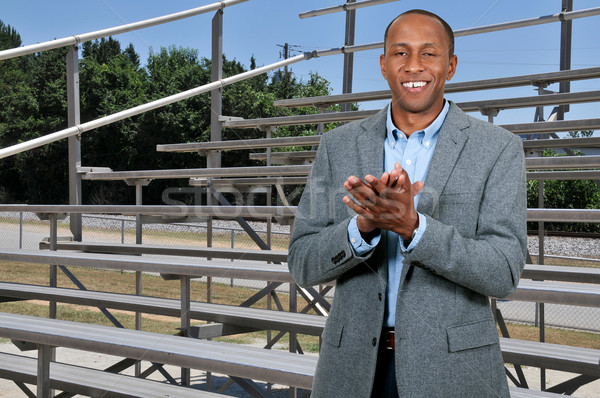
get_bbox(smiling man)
[288,9,527,398]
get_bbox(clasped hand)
[342,162,423,240]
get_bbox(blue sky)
[2,0,599,127]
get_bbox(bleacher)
[1,1,600,397]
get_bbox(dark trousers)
[370,344,399,398]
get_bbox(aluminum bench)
[0,352,224,398]
[0,282,325,337]
[38,241,288,263]
[0,313,583,398]
[0,312,318,396]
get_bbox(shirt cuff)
[348,215,381,255]
[400,212,427,252]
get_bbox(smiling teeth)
[403,81,427,88]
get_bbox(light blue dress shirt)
[347,100,450,326]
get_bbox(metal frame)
[0,2,599,395]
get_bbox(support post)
[208,9,223,170]
[37,344,52,398]
[289,282,298,398]
[341,0,356,113]
[537,179,546,389]
[49,214,58,320]
[206,21,223,380]
[67,46,82,241]
[126,178,151,376]
[181,275,191,386]
[558,0,573,120]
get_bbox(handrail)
[299,0,401,19]
[0,54,308,160]
[0,0,248,61]
[308,7,600,57]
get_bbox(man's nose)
[404,53,423,73]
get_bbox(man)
[288,9,527,398]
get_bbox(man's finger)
[412,181,424,196]
[343,195,373,218]
[365,174,388,195]
[345,182,380,206]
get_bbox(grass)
[0,260,321,351]
[529,255,600,268]
[505,323,600,350]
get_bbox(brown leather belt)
[382,327,395,350]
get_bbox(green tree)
[79,38,147,204]
[0,20,21,50]
[527,148,600,233]
[0,24,338,205]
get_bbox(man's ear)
[446,54,457,81]
[380,53,387,80]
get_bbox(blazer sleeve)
[403,134,528,299]
[287,133,376,287]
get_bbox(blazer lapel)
[418,102,470,217]
[356,106,387,178]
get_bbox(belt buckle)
[384,330,395,350]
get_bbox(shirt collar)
[386,100,450,146]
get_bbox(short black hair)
[383,9,455,58]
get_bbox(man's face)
[380,13,457,119]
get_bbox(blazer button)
[372,337,377,347]
[378,293,383,301]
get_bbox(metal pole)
[538,179,546,389]
[47,214,58,398]
[209,9,223,170]
[135,181,143,377]
[342,1,356,113]
[266,128,273,251]
[558,0,573,119]
[49,214,58,319]
[67,45,83,242]
[19,212,23,249]
[289,283,298,398]
[208,5,222,369]
[37,344,52,398]
[121,219,125,244]
[181,275,191,386]
[300,0,402,18]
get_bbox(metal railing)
[0,0,249,62]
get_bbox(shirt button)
[372,337,377,347]
[378,293,383,301]
[425,141,430,147]
[350,238,356,244]
[405,159,412,165]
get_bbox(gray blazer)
[288,102,528,397]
